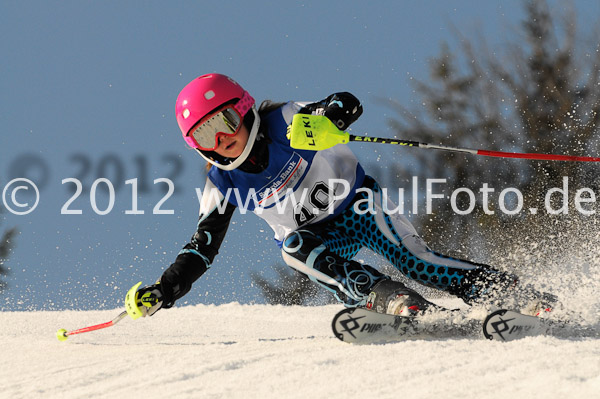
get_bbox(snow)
[1,302,599,399]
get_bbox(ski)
[331,306,478,344]
[334,307,595,344]
[332,307,415,344]
[482,309,552,342]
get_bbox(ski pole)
[288,114,600,162]
[56,310,128,341]
[346,135,600,162]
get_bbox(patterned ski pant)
[281,176,515,306]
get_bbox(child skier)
[126,73,551,318]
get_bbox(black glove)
[135,283,164,317]
[300,92,363,131]
[322,92,363,130]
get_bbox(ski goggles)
[184,92,254,151]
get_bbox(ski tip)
[331,307,355,342]
[482,309,508,341]
[482,309,547,342]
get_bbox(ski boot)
[365,279,436,316]
[521,289,559,317]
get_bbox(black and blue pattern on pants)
[282,176,512,306]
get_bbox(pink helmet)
[175,74,259,170]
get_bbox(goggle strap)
[234,91,254,117]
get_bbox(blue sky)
[1,1,598,310]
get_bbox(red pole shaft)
[66,321,116,336]
[65,310,128,337]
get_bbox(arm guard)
[160,179,236,308]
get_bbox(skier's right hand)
[321,92,363,131]
[125,281,164,319]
